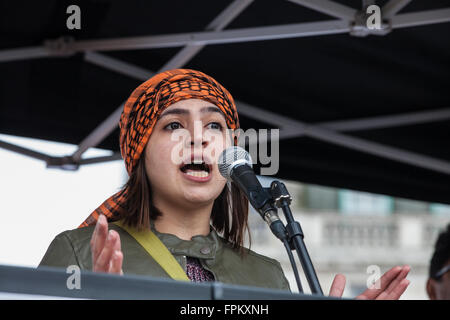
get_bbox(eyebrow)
[158,106,225,120]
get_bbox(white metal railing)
[248,210,450,252]
[323,219,398,247]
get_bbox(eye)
[164,122,183,130]
[206,122,223,130]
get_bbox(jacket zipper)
[182,255,187,272]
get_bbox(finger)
[90,216,99,250]
[90,218,100,263]
[388,279,410,300]
[360,266,402,300]
[329,274,346,297]
[94,230,117,272]
[385,265,410,295]
[376,266,403,291]
[108,250,123,274]
[90,214,106,246]
[94,230,116,272]
[91,215,108,263]
[108,230,123,274]
[110,230,122,252]
[376,279,410,300]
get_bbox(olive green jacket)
[39,222,291,292]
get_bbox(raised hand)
[329,265,410,299]
[90,214,124,274]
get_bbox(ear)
[426,278,436,300]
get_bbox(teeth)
[185,170,209,178]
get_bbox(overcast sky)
[0,133,127,267]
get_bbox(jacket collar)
[150,220,222,260]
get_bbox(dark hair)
[120,152,251,254]
[429,223,450,280]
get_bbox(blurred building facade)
[247,181,450,300]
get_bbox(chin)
[182,189,221,205]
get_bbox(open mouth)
[179,162,211,178]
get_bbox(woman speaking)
[39,69,410,299]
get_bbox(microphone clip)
[268,180,292,208]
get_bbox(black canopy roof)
[1,0,449,204]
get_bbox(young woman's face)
[144,99,232,209]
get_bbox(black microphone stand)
[267,180,323,296]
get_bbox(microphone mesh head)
[218,146,253,180]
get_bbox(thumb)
[329,274,346,297]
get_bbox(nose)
[190,129,209,155]
[185,123,209,164]
[190,139,208,147]
[186,120,209,148]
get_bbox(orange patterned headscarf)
[79,69,239,228]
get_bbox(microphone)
[218,146,287,241]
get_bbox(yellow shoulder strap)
[112,220,189,281]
